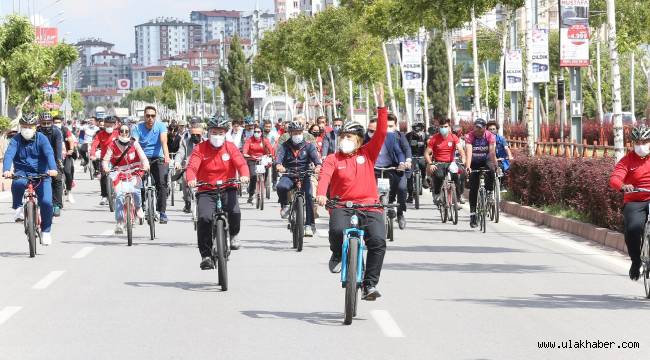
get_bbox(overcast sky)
[1,0,274,53]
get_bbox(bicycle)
[411,156,424,209]
[168,153,177,207]
[11,174,49,257]
[375,167,398,242]
[489,159,506,224]
[254,155,273,211]
[627,188,650,298]
[433,162,460,225]
[105,167,115,213]
[142,165,158,240]
[111,167,143,246]
[195,178,240,291]
[190,188,198,231]
[473,169,493,233]
[283,169,313,252]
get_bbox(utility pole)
[471,7,481,118]
[525,0,535,156]
[199,49,205,118]
[509,10,519,123]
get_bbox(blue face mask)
[439,127,449,136]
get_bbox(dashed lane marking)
[32,271,65,290]
[72,247,94,259]
[371,310,405,338]
[0,307,22,325]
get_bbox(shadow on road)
[124,281,221,292]
[0,252,28,258]
[383,262,550,273]
[64,239,194,248]
[240,310,356,326]
[448,293,650,310]
[389,245,524,254]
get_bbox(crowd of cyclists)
[11,81,650,298]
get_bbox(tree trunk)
[596,26,605,124]
[382,42,398,114]
[607,0,625,160]
[525,0,535,156]
[497,10,510,135]
[471,6,481,117]
[444,29,458,125]
[318,68,325,117]
[328,65,338,118]
[422,31,430,126]
[348,78,354,121]
[631,52,636,121]
[284,73,290,121]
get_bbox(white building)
[190,10,241,43]
[135,18,202,66]
[76,39,115,67]
[274,0,301,22]
[240,11,276,41]
[299,0,339,16]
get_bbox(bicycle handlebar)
[195,178,241,190]
[325,198,397,210]
[8,174,50,181]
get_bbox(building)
[199,37,254,62]
[131,65,167,89]
[80,88,123,105]
[135,17,203,66]
[274,0,301,22]
[239,11,276,41]
[160,49,219,68]
[76,38,115,67]
[190,10,241,43]
[299,0,339,16]
[83,50,131,89]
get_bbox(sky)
[1,0,274,53]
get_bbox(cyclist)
[132,106,171,224]
[167,119,184,155]
[609,125,650,280]
[186,116,250,269]
[406,120,429,203]
[90,115,119,206]
[226,119,245,150]
[486,121,514,192]
[262,119,280,189]
[54,115,77,204]
[243,125,273,204]
[321,117,344,157]
[79,117,100,169]
[243,116,256,142]
[316,115,332,134]
[37,112,64,217]
[425,118,466,206]
[276,114,315,146]
[453,124,467,204]
[316,84,387,300]
[102,124,149,234]
[309,123,325,154]
[175,121,204,213]
[275,121,322,237]
[2,113,59,245]
[465,118,497,228]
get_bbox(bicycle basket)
[115,177,140,194]
[255,164,266,174]
[260,155,273,167]
[377,178,390,194]
[449,162,459,174]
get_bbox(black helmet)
[104,115,117,124]
[20,113,38,125]
[288,121,303,132]
[341,121,365,138]
[632,125,650,142]
[39,112,53,122]
[412,121,425,131]
[207,115,230,130]
[474,118,487,129]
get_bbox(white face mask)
[210,134,226,148]
[119,136,130,143]
[105,127,114,134]
[253,133,261,139]
[21,128,35,140]
[635,144,650,157]
[54,123,62,129]
[292,134,304,144]
[339,138,356,154]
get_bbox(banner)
[35,27,58,47]
[530,29,550,83]
[251,83,268,99]
[559,0,590,67]
[401,39,422,92]
[505,50,523,92]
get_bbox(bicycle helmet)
[104,115,117,124]
[340,121,365,138]
[412,121,425,132]
[207,115,230,130]
[20,113,38,125]
[244,115,255,125]
[631,125,650,142]
[39,112,53,122]
[474,118,487,128]
[287,121,303,132]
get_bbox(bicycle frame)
[341,214,366,285]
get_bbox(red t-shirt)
[243,137,273,160]
[610,151,650,203]
[90,130,119,159]
[427,133,460,163]
[185,141,250,192]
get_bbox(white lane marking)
[72,247,94,259]
[101,229,113,236]
[32,271,65,290]
[0,306,22,325]
[370,310,405,338]
[500,216,629,270]
[317,229,329,237]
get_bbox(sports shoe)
[470,214,478,228]
[304,226,313,237]
[67,192,76,204]
[406,195,413,203]
[630,261,642,281]
[230,235,241,250]
[114,223,124,235]
[200,257,215,270]
[459,195,467,204]
[329,253,342,273]
[53,206,61,217]
[362,284,382,301]
[14,207,24,222]
[247,196,254,204]
[99,197,108,206]
[182,202,191,213]
[159,212,168,224]
[41,232,52,246]
[136,208,144,219]
[397,213,406,230]
[280,206,290,219]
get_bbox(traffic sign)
[117,79,131,90]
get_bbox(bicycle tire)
[450,184,459,225]
[215,218,228,291]
[387,216,394,242]
[438,192,445,223]
[147,190,155,240]
[642,225,650,298]
[294,196,305,252]
[344,237,359,325]
[107,177,115,213]
[25,202,37,258]
[125,195,133,247]
[494,176,501,223]
[479,190,487,233]
[265,168,271,199]
[170,178,175,207]
[88,162,94,180]
[259,177,265,211]
[414,173,420,210]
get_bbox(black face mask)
[190,134,202,144]
[310,131,321,137]
[40,126,52,135]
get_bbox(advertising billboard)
[559,0,590,67]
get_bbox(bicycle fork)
[341,228,366,286]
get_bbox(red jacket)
[610,151,650,203]
[317,107,388,211]
[243,136,273,160]
[90,130,118,159]
[186,140,249,192]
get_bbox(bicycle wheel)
[450,184,459,225]
[88,162,94,180]
[107,177,115,213]
[259,175,265,211]
[479,190,487,233]
[265,168,272,199]
[413,173,420,210]
[493,176,501,223]
[170,177,175,207]
[437,192,445,222]
[387,215,394,242]
[25,202,37,258]
[293,196,305,252]
[344,237,359,325]
[147,190,156,240]
[125,195,133,247]
[642,225,650,298]
[214,218,228,291]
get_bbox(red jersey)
[317,107,388,212]
[90,130,118,159]
[428,133,460,163]
[243,136,273,160]
[186,140,249,192]
[610,151,650,203]
[105,139,148,185]
[314,134,325,154]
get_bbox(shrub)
[0,116,10,133]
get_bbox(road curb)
[500,201,627,254]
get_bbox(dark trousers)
[407,158,426,195]
[196,189,241,257]
[469,163,495,213]
[329,208,386,286]
[247,160,260,196]
[100,172,109,198]
[375,169,407,215]
[63,156,75,191]
[79,143,89,164]
[149,158,168,213]
[623,201,649,264]
[52,168,64,208]
[277,175,315,225]
[432,163,462,199]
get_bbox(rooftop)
[191,10,241,18]
[76,38,114,47]
[92,50,126,57]
[136,17,199,27]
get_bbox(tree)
[162,66,193,116]
[219,35,250,120]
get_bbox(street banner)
[251,83,268,99]
[530,29,550,83]
[505,50,523,92]
[559,0,590,67]
[35,27,58,47]
[401,39,422,92]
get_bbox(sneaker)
[159,212,168,224]
[329,253,342,273]
[200,257,215,270]
[304,226,313,237]
[14,207,24,222]
[41,232,52,246]
[433,193,441,206]
[53,206,61,217]
[311,225,317,236]
[136,208,144,219]
[470,214,478,228]
[182,202,191,213]
[362,284,382,301]
[406,196,413,203]
[114,223,124,235]
[230,235,241,250]
[247,196,253,204]
[397,213,406,230]
[99,197,108,206]
[67,192,76,204]
[280,206,290,219]
[459,195,466,204]
[630,261,642,281]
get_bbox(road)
[0,170,648,360]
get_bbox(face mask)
[21,128,35,140]
[367,131,375,138]
[254,133,262,139]
[190,134,202,144]
[339,138,356,154]
[105,127,114,134]
[41,126,52,135]
[635,144,650,157]
[310,131,321,137]
[54,123,62,129]
[210,134,225,148]
[333,125,341,134]
[292,134,304,144]
[439,127,449,136]
[118,136,130,144]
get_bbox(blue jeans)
[115,190,142,223]
[276,175,314,226]
[12,177,53,232]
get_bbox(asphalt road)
[0,170,648,360]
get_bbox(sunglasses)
[254,131,262,134]
[144,114,156,118]
[119,129,130,134]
